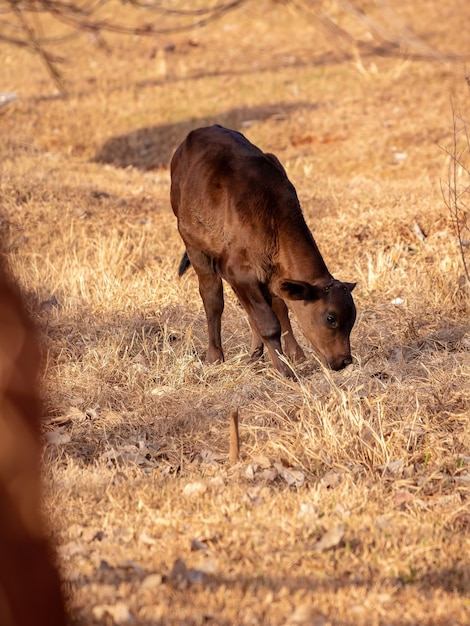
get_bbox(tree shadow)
[69,564,470,626]
[92,101,323,170]
[89,32,459,172]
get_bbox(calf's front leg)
[248,321,264,362]
[230,279,293,378]
[272,296,305,362]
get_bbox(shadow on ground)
[92,101,323,170]
[71,564,470,626]
[91,33,459,172]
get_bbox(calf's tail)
[178,251,191,277]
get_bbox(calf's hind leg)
[186,248,225,364]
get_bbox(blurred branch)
[10,0,63,85]
[0,0,246,88]
[440,98,470,285]
[338,0,444,59]
[0,0,452,90]
[292,0,447,61]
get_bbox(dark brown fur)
[0,259,67,626]
[171,125,356,377]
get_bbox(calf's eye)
[326,314,336,327]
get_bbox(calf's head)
[279,279,356,370]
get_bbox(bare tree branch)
[0,0,247,87]
[440,98,470,285]
[0,0,456,89]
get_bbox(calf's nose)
[330,355,353,370]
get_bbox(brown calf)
[0,260,67,626]
[171,125,356,377]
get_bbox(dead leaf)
[375,515,393,531]
[140,573,163,590]
[92,602,133,623]
[411,220,426,241]
[245,484,269,504]
[435,494,462,507]
[57,541,85,558]
[120,560,144,575]
[313,524,344,551]
[251,455,272,469]
[274,462,305,488]
[187,569,204,584]
[85,406,99,420]
[168,557,190,590]
[44,428,71,445]
[66,523,85,538]
[245,464,256,480]
[99,445,151,468]
[321,471,342,489]
[182,481,207,498]
[208,476,225,492]
[45,406,84,426]
[454,473,470,485]
[404,464,415,478]
[191,538,210,553]
[139,531,156,546]
[380,459,404,475]
[150,385,173,397]
[298,503,319,522]
[394,489,415,507]
[113,527,134,544]
[284,604,327,625]
[261,468,277,482]
[199,448,225,465]
[198,559,218,575]
[69,395,85,406]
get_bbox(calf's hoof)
[248,347,264,363]
[205,348,224,364]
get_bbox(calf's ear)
[279,280,321,301]
[344,282,356,292]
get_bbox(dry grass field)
[1,1,470,624]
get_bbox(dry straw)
[1,1,470,622]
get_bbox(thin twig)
[439,97,470,284]
[229,408,240,463]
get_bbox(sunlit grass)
[1,1,470,622]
